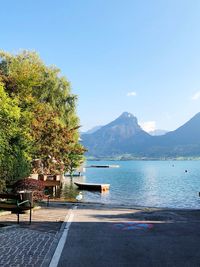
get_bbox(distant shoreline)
[86,157,200,161]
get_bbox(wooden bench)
[0,193,33,224]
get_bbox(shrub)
[12,178,45,202]
[0,179,6,193]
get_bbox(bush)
[0,179,6,193]
[12,178,45,202]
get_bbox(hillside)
[82,112,200,158]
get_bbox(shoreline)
[49,199,200,212]
[87,157,200,161]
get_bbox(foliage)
[12,178,45,201]
[62,183,79,201]
[0,83,31,188]
[0,179,6,193]
[65,144,85,176]
[0,50,85,188]
[30,100,86,175]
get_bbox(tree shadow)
[77,204,200,223]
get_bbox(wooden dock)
[74,182,110,192]
[43,180,61,187]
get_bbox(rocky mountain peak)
[115,112,138,125]
[119,112,135,118]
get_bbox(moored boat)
[74,182,110,191]
[88,165,120,168]
[90,165,109,168]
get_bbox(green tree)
[66,144,85,177]
[0,83,31,190]
[0,50,85,187]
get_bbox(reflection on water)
[61,176,85,201]
[83,161,200,208]
[62,175,110,202]
[60,160,200,209]
[82,189,110,203]
[61,182,79,201]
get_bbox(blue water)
[64,160,200,209]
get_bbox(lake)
[63,160,200,209]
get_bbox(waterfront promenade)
[0,204,72,267]
[1,203,200,266]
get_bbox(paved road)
[58,204,200,267]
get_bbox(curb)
[0,211,12,216]
[0,224,20,232]
[0,205,41,217]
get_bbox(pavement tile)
[0,204,71,267]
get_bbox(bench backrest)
[0,193,22,201]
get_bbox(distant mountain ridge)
[81,112,200,158]
[83,121,168,136]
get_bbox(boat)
[88,165,120,168]
[64,173,83,177]
[64,165,86,176]
[89,165,110,168]
[74,182,110,191]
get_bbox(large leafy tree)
[0,83,31,190]
[31,103,85,174]
[0,50,85,189]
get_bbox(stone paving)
[0,228,55,267]
[0,204,72,267]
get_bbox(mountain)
[163,112,200,144]
[83,126,102,134]
[81,112,200,158]
[149,129,168,136]
[82,112,151,156]
[146,112,200,157]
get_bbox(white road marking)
[49,206,77,267]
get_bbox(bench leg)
[29,208,32,224]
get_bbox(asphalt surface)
[58,204,200,267]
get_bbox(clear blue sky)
[1,0,200,132]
